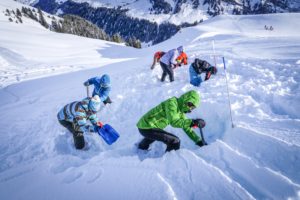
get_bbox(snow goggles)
[186,102,196,112]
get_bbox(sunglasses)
[187,102,196,110]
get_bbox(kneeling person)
[136,90,206,152]
[57,95,103,149]
[189,58,217,87]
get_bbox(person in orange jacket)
[173,52,188,69]
[151,51,165,69]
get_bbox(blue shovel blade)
[97,124,120,145]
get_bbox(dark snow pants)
[58,119,85,149]
[160,62,174,82]
[138,128,180,152]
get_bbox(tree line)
[4,7,141,48]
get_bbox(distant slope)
[16,0,299,45]
[0,0,140,88]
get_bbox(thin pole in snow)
[222,57,234,128]
[212,40,217,68]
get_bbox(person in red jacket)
[172,52,188,69]
[151,51,165,69]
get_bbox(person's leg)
[58,119,75,134]
[190,76,202,86]
[73,123,85,149]
[164,64,174,82]
[138,129,155,150]
[160,62,167,82]
[58,119,85,149]
[138,128,180,152]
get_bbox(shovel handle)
[199,127,207,145]
[86,86,90,98]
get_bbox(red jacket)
[176,52,188,65]
[154,51,165,59]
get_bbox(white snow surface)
[1,0,300,199]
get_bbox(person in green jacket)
[136,90,206,152]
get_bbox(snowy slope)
[0,0,138,88]
[1,0,300,199]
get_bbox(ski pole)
[86,86,90,98]
[222,57,234,128]
[199,127,207,145]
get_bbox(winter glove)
[97,121,104,128]
[191,119,206,128]
[92,122,103,133]
[196,140,206,147]
[83,81,89,86]
[103,97,112,105]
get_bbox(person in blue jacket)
[189,58,217,87]
[57,95,103,149]
[84,74,112,104]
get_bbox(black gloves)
[196,140,207,147]
[191,119,206,128]
[103,97,112,105]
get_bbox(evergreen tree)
[38,7,49,28]
[16,8,22,17]
[112,33,123,43]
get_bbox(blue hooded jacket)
[84,74,111,102]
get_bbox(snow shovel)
[199,127,208,145]
[97,124,120,145]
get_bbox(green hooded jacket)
[137,90,201,143]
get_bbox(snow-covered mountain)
[1,0,300,199]
[16,0,300,45]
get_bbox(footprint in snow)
[86,169,103,184]
[62,171,83,184]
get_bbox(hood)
[88,95,101,112]
[177,46,183,53]
[100,74,111,88]
[177,90,200,113]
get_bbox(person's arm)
[100,87,111,102]
[182,124,201,143]
[84,77,97,86]
[183,57,188,65]
[151,56,158,70]
[164,99,200,143]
